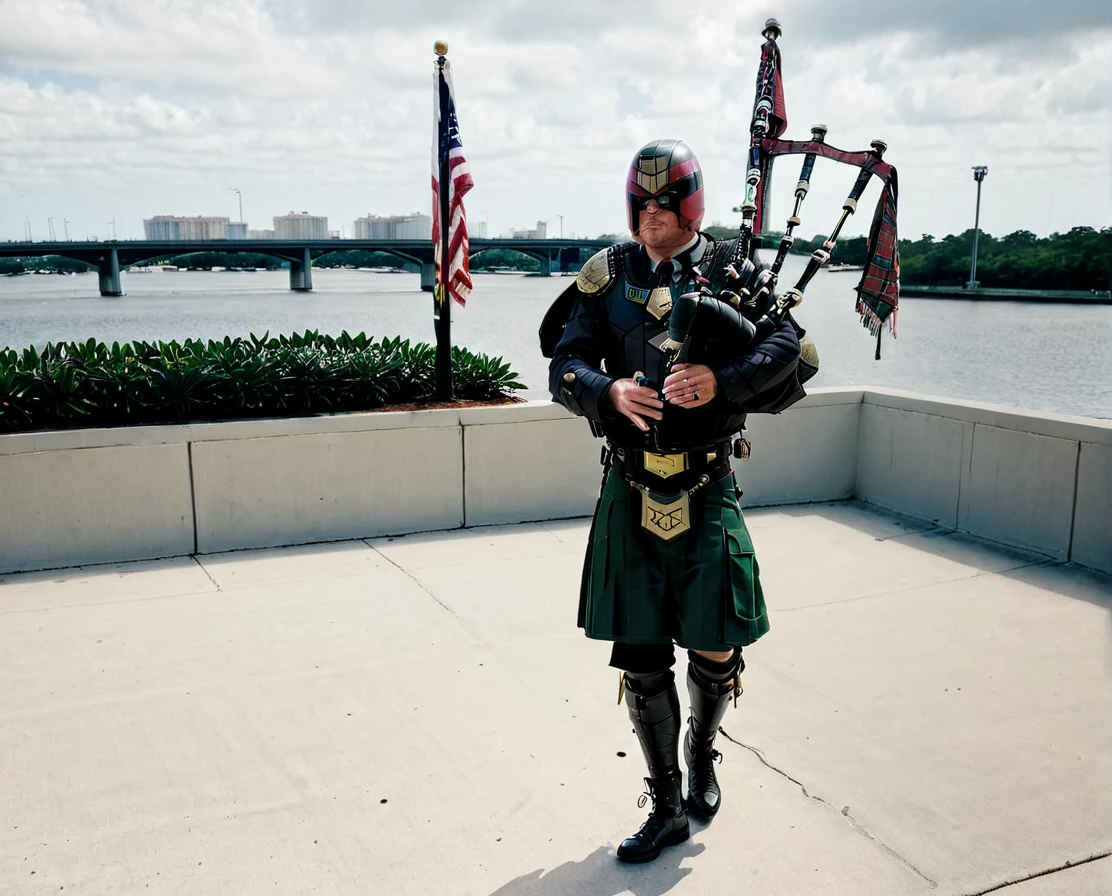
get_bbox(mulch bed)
[366,396,527,413]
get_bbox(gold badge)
[646,286,672,320]
[640,490,691,541]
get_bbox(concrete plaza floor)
[2,501,1110,896]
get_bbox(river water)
[2,257,1109,419]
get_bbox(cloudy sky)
[1,0,1109,244]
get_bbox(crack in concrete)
[962,850,1112,895]
[365,542,490,647]
[775,558,1052,615]
[191,556,222,591]
[719,729,939,888]
[366,544,459,618]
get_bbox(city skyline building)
[510,220,546,240]
[273,211,329,240]
[352,213,432,240]
[143,215,230,240]
[133,213,497,242]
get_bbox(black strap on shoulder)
[538,241,634,359]
[611,240,634,280]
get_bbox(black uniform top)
[546,234,804,451]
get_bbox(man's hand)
[662,363,718,409]
[607,379,664,432]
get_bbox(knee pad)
[622,666,675,699]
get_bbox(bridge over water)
[0,238,612,296]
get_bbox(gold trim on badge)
[642,452,687,479]
[640,491,691,541]
[646,286,672,320]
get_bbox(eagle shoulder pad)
[576,247,617,296]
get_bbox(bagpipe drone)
[667,17,901,366]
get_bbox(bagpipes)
[667,17,900,366]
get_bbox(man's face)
[636,198,687,249]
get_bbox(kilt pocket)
[722,529,768,645]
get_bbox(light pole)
[558,213,565,239]
[967,165,988,290]
[229,187,243,225]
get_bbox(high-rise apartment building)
[510,220,547,240]
[352,213,432,240]
[274,211,329,240]
[143,215,230,240]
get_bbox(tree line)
[703,225,1111,292]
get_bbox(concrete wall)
[857,389,1112,572]
[0,443,194,572]
[1073,441,1112,574]
[737,389,862,507]
[1,390,1108,575]
[191,425,463,553]
[0,408,470,574]
[459,403,601,527]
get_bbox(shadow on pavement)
[999,561,1112,611]
[487,841,706,896]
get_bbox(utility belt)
[602,442,735,542]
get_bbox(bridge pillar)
[420,262,436,293]
[290,247,313,291]
[538,252,552,277]
[98,247,123,296]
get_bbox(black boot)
[616,669,690,863]
[683,650,743,821]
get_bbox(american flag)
[432,58,474,307]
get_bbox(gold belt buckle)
[642,451,688,480]
[639,490,692,541]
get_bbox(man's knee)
[688,647,745,686]
[690,648,736,665]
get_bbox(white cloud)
[0,0,1109,242]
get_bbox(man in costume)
[541,138,808,863]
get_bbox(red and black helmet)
[626,139,705,235]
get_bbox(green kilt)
[577,469,769,650]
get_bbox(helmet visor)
[630,192,681,212]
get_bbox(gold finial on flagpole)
[434,40,449,57]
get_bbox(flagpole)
[434,41,454,400]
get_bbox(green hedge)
[0,331,525,434]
